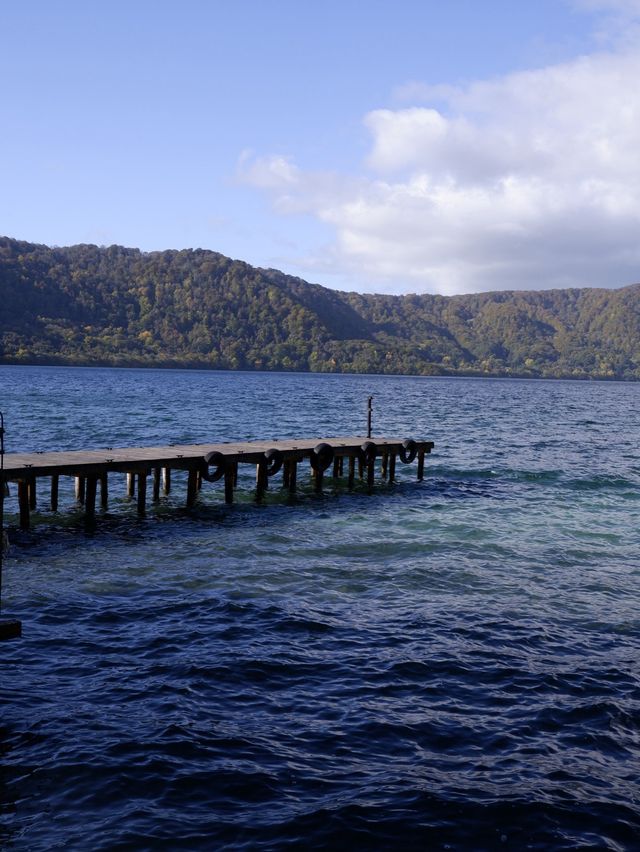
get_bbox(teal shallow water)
[1,367,640,850]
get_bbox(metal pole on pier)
[367,396,373,439]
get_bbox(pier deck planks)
[0,436,433,480]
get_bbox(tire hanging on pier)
[264,448,283,476]
[399,438,418,464]
[310,442,334,473]
[201,450,226,482]
[360,440,377,465]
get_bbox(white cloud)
[240,44,640,295]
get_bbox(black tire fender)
[201,450,226,482]
[360,440,377,466]
[310,442,334,473]
[399,438,418,464]
[264,448,283,476]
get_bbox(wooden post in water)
[137,472,147,516]
[152,467,161,501]
[417,450,425,481]
[162,467,171,495]
[18,480,30,530]
[224,465,234,504]
[255,460,268,502]
[332,457,340,479]
[288,459,297,494]
[85,475,97,523]
[186,469,198,508]
[100,473,108,509]
[28,477,37,510]
[381,452,388,480]
[126,473,135,498]
[366,457,375,491]
[75,476,86,504]
[50,475,59,511]
[348,456,356,489]
[388,453,396,483]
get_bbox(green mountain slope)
[1,236,639,379]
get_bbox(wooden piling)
[50,475,59,511]
[256,460,268,502]
[388,453,396,483]
[28,477,37,510]
[333,457,341,479]
[224,465,234,504]
[152,467,161,501]
[100,473,108,509]
[162,467,171,495]
[348,456,356,489]
[137,471,147,516]
[288,459,297,494]
[381,452,388,480]
[18,480,30,530]
[75,476,86,504]
[417,449,425,481]
[126,472,135,498]
[186,468,198,508]
[85,475,97,522]
[366,458,375,490]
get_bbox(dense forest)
[1,235,639,380]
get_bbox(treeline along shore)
[1,236,639,380]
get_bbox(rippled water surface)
[1,366,639,850]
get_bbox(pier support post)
[50,475,59,511]
[137,472,147,516]
[162,467,171,495]
[28,477,37,510]
[388,453,396,483]
[152,467,161,501]
[381,452,388,480]
[288,460,297,494]
[314,468,324,494]
[256,460,268,502]
[186,469,198,508]
[18,480,30,530]
[224,465,234,504]
[358,457,364,480]
[75,476,86,504]
[126,473,135,498]
[333,457,341,479]
[100,473,108,509]
[348,456,356,489]
[366,458,375,491]
[417,450,425,482]
[85,475,97,524]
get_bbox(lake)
[1,366,639,850]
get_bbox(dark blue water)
[1,367,639,850]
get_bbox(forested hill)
[1,235,639,380]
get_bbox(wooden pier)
[0,434,433,639]
[0,436,433,530]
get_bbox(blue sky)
[2,0,640,294]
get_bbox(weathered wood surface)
[0,437,434,481]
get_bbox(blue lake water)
[1,365,639,850]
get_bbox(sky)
[2,0,640,296]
